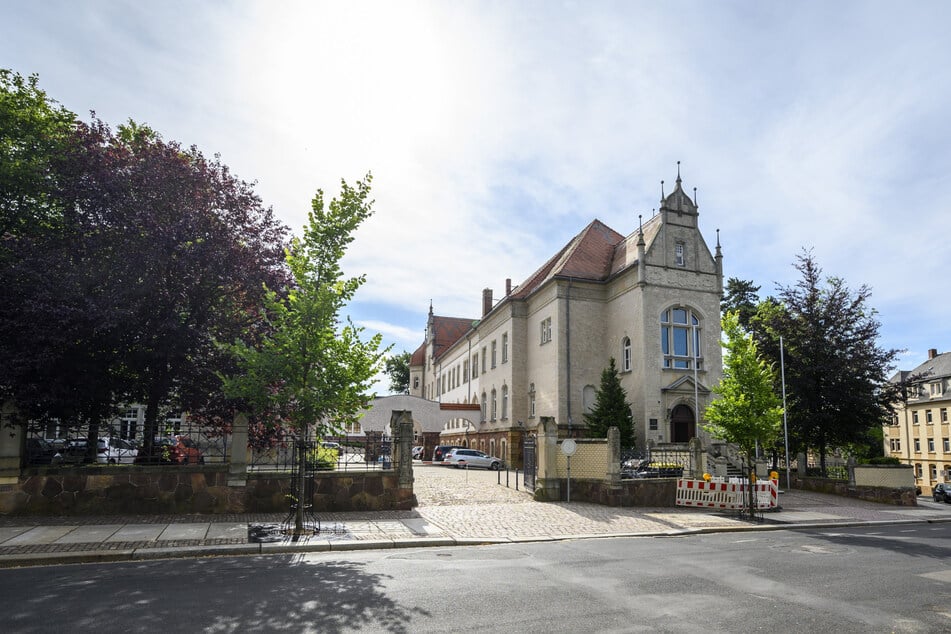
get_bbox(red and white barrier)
[675,478,778,510]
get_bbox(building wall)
[884,372,951,495]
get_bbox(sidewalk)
[1,481,949,568]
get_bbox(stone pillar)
[391,410,415,492]
[606,426,621,486]
[228,412,249,487]
[755,459,768,479]
[0,402,22,484]
[534,416,561,501]
[687,437,703,479]
[713,455,728,478]
[846,456,857,486]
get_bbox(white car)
[60,437,138,464]
[443,448,503,470]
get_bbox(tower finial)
[693,187,698,206]
[638,214,643,233]
[676,160,681,184]
[660,180,665,199]
[716,228,720,248]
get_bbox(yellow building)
[884,349,951,495]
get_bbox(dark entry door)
[671,404,696,443]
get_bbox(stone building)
[884,348,951,495]
[408,173,724,466]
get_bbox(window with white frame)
[621,336,632,372]
[502,333,508,363]
[675,242,685,266]
[501,385,508,420]
[463,360,469,382]
[481,392,487,422]
[482,347,487,373]
[491,340,497,368]
[927,409,934,424]
[660,307,702,369]
[913,411,919,424]
[915,463,923,478]
[529,383,536,418]
[914,438,921,452]
[928,438,935,452]
[930,382,943,396]
[945,438,950,452]
[491,389,497,421]
[930,464,938,481]
[540,317,552,344]
[942,408,948,422]
[472,353,479,378]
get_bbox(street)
[2,522,949,633]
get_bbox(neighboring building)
[408,173,724,466]
[884,348,951,495]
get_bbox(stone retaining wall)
[0,465,416,516]
[795,475,917,506]
[533,477,677,506]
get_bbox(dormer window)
[675,243,685,267]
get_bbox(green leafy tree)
[222,174,388,532]
[583,358,635,447]
[753,250,898,473]
[721,277,760,330]
[384,350,412,394]
[704,311,784,463]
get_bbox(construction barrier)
[675,478,778,510]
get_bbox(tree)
[384,351,411,394]
[704,311,784,467]
[222,174,388,533]
[754,250,899,474]
[721,277,760,330]
[583,358,635,447]
[0,88,289,458]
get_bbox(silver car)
[444,448,503,470]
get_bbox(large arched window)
[491,389,498,421]
[501,385,509,420]
[660,307,702,369]
[621,336,632,372]
[481,392,487,422]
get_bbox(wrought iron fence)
[22,417,229,467]
[620,446,689,480]
[522,435,536,491]
[248,435,394,473]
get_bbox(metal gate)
[522,435,536,491]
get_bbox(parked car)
[621,462,684,480]
[100,437,138,464]
[443,448,503,470]
[24,438,56,465]
[933,482,951,503]
[432,445,466,462]
[135,435,204,465]
[412,446,424,460]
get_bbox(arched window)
[621,336,632,372]
[481,392,487,422]
[660,307,702,369]
[491,389,497,421]
[501,385,509,420]
[583,384,597,413]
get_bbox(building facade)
[409,174,724,466]
[884,349,951,495]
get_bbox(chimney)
[505,278,512,295]
[482,288,493,316]
[929,348,938,360]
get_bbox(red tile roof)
[432,316,476,362]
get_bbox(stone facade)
[410,174,724,457]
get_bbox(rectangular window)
[945,438,950,452]
[928,438,935,452]
[675,243,685,266]
[895,438,901,451]
[529,391,536,418]
[915,463,923,478]
[472,354,478,378]
[502,333,508,363]
[914,438,921,452]
[913,411,919,424]
[482,347,487,373]
[501,386,508,420]
[942,408,948,422]
[649,418,658,431]
[491,340,497,368]
[540,317,552,344]
[930,382,943,396]
[463,361,469,382]
[927,409,933,424]
[930,464,938,481]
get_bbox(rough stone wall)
[0,466,416,516]
[533,477,677,506]
[795,476,917,506]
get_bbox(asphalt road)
[3,523,950,633]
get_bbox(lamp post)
[780,335,791,490]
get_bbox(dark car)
[933,482,951,503]
[432,445,466,462]
[24,438,56,465]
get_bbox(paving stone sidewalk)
[1,465,948,567]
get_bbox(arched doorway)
[670,404,696,443]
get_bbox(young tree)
[222,174,388,532]
[583,358,635,447]
[755,250,899,474]
[384,351,412,394]
[704,311,784,468]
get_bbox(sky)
[3,0,950,390]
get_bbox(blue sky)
[4,1,949,389]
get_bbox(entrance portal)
[670,404,696,443]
